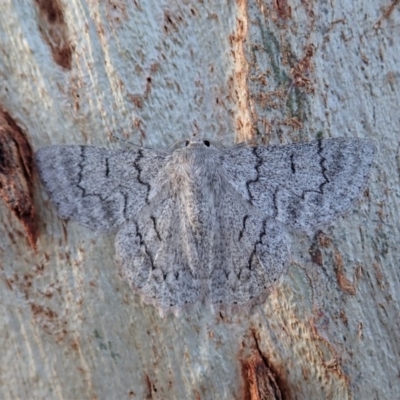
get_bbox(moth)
[36,138,374,311]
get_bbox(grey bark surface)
[0,0,399,399]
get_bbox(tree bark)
[0,0,398,399]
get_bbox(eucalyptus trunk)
[0,1,398,399]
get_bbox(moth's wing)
[115,184,204,311]
[36,145,168,230]
[208,183,289,305]
[221,138,375,233]
[116,169,289,310]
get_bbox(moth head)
[170,139,224,151]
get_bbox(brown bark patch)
[34,0,73,70]
[333,251,356,295]
[309,243,323,266]
[317,232,332,248]
[240,331,290,400]
[274,0,292,20]
[0,107,38,249]
[241,352,283,400]
[290,44,315,94]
